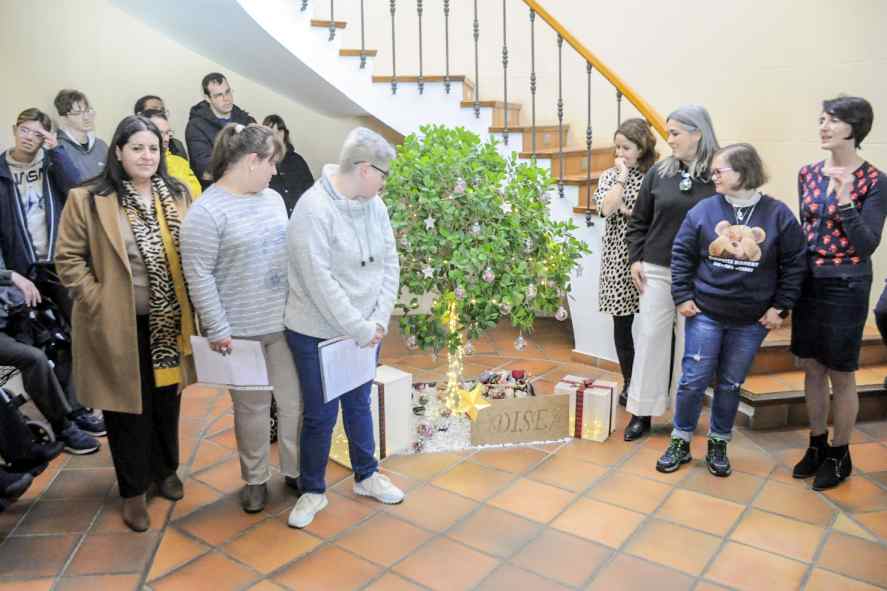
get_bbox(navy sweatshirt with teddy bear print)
[671,194,807,325]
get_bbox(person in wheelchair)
[1,250,100,454]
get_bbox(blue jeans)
[672,312,768,442]
[285,330,378,493]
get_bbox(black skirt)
[791,275,872,372]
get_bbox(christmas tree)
[383,125,589,410]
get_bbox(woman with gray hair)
[285,127,400,529]
[623,105,719,440]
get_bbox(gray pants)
[230,332,302,484]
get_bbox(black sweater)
[627,165,716,267]
[271,147,314,217]
[671,194,806,325]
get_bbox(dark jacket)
[0,146,80,277]
[185,101,255,189]
[627,165,716,267]
[797,161,886,278]
[170,137,189,161]
[271,146,314,217]
[671,194,806,325]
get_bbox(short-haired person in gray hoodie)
[285,127,401,529]
[181,124,303,514]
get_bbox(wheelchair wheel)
[25,419,54,445]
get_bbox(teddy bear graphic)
[708,220,767,262]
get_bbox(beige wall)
[0,0,361,175]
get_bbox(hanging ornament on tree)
[555,306,569,321]
[500,202,513,214]
[454,286,465,300]
[399,236,411,249]
[470,222,482,236]
[499,302,512,315]
[424,216,436,230]
[482,268,495,283]
[422,265,435,279]
[464,339,474,355]
[524,238,535,253]
[453,177,467,194]
[514,333,527,351]
[405,335,418,350]
[526,284,537,300]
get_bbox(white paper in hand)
[190,336,271,390]
[319,337,378,402]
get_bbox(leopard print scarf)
[121,176,184,381]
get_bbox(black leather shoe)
[157,473,184,501]
[241,483,268,513]
[793,433,829,478]
[623,415,651,441]
[812,445,852,491]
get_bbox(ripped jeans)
[672,312,768,442]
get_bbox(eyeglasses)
[710,167,734,178]
[17,126,45,138]
[354,161,389,178]
[66,109,95,118]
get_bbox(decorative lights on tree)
[383,125,589,414]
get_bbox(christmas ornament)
[454,177,467,194]
[500,202,513,214]
[464,340,474,355]
[417,420,435,438]
[514,334,527,351]
[555,306,569,321]
[424,216,436,230]
[499,302,512,315]
[482,268,495,283]
[422,265,435,279]
[470,222,482,236]
[524,238,535,252]
[455,383,491,421]
[405,335,418,350]
[454,286,465,300]
[526,284,537,300]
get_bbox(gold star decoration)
[455,383,491,421]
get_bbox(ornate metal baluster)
[328,0,336,41]
[556,34,564,199]
[443,0,451,93]
[529,8,536,158]
[501,0,508,144]
[390,0,397,94]
[586,62,593,206]
[417,0,424,94]
[360,0,367,68]
[616,90,623,127]
[301,0,308,12]
[473,0,480,118]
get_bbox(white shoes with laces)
[287,493,328,529]
[353,472,405,505]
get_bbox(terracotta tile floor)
[2,319,887,590]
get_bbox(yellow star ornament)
[456,383,491,421]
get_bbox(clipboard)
[318,337,378,402]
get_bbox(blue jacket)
[0,146,80,277]
[671,194,806,325]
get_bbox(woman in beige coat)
[55,115,195,532]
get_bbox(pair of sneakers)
[288,472,404,529]
[656,436,732,477]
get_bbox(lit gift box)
[329,365,413,468]
[554,375,618,442]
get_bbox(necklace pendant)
[679,176,692,192]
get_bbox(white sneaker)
[287,493,328,528]
[353,472,405,505]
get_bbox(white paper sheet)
[190,336,271,390]
[319,337,378,402]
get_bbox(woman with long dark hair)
[55,115,196,531]
[262,114,314,217]
[791,96,885,490]
[592,118,658,406]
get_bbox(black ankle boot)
[793,432,829,478]
[624,415,651,441]
[812,444,852,491]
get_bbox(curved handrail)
[522,0,667,139]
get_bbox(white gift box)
[554,375,619,442]
[329,365,413,467]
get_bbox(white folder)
[190,336,271,390]
[318,337,378,402]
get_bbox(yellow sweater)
[166,151,202,200]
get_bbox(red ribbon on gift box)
[561,377,595,438]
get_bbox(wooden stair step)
[311,19,347,29]
[340,49,378,57]
[489,124,567,133]
[560,172,603,185]
[741,365,887,404]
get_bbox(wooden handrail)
[522,0,667,139]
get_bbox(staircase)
[113,0,886,428]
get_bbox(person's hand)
[630,261,646,294]
[210,337,233,355]
[367,325,385,347]
[824,166,854,205]
[36,127,58,150]
[759,307,783,330]
[10,272,41,307]
[614,157,629,181]
[677,300,700,318]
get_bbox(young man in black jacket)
[185,73,256,189]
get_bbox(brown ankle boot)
[122,494,150,532]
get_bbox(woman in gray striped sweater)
[180,124,302,514]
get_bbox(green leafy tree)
[383,124,589,372]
